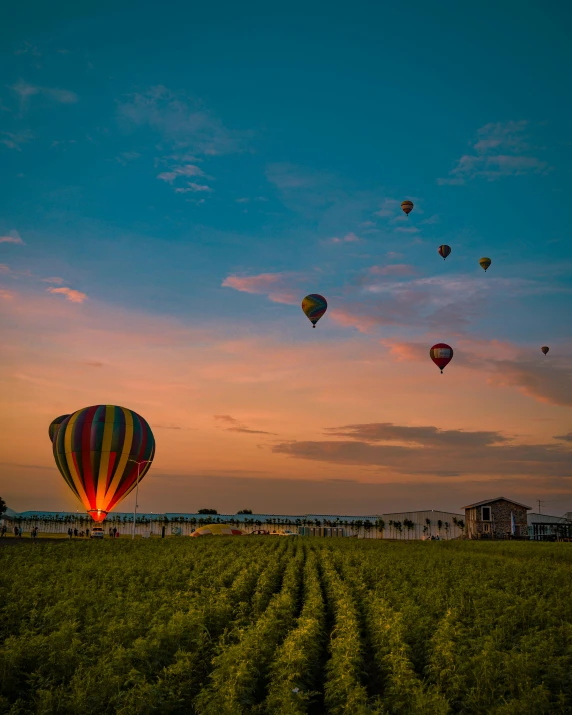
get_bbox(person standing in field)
[86,528,90,538]
[68,527,72,539]
[113,526,117,538]
[115,530,120,538]
[73,528,78,537]
[0,525,6,537]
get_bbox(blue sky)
[1,0,571,514]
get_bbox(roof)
[463,497,532,510]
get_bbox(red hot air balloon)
[52,405,155,522]
[430,343,454,374]
[401,200,414,217]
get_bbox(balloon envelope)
[541,346,549,355]
[49,414,71,443]
[302,294,328,327]
[479,257,492,272]
[430,343,454,373]
[52,405,155,522]
[190,524,245,537]
[401,200,414,216]
[438,245,451,260]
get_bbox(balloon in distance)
[401,200,414,216]
[190,524,245,537]
[438,245,451,260]
[541,346,549,355]
[49,414,71,443]
[302,294,328,328]
[429,343,454,374]
[51,405,155,523]
[479,257,492,272]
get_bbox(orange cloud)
[46,287,88,303]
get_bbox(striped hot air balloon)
[302,294,328,328]
[438,245,451,260]
[52,405,155,522]
[479,257,492,272]
[190,524,245,537]
[401,200,414,216]
[49,414,71,443]
[429,343,454,374]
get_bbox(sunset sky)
[1,0,571,517]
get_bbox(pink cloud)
[369,264,416,277]
[222,272,301,305]
[0,289,15,301]
[326,232,360,244]
[46,287,87,303]
[0,232,24,245]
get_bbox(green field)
[1,538,571,714]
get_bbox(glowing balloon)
[401,200,414,216]
[49,414,71,443]
[541,346,549,355]
[430,343,454,374]
[302,294,328,328]
[52,405,155,522]
[190,524,245,537]
[479,257,492,272]
[438,245,451,260]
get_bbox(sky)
[1,0,571,517]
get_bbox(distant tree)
[237,509,252,514]
[198,509,218,515]
[437,519,443,534]
[0,496,7,516]
[375,519,385,538]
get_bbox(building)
[464,497,530,539]
[527,512,572,542]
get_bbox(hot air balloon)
[52,405,155,522]
[302,294,328,328]
[479,257,492,272]
[438,245,451,260]
[541,346,549,355]
[430,343,454,374]
[190,524,245,537]
[401,200,414,216]
[49,414,70,443]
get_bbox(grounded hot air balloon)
[479,257,492,272]
[401,200,414,216]
[49,414,70,443]
[190,524,245,537]
[302,294,328,328]
[430,343,454,374]
[541,346,549,355]
[438,245,451,260]
[52,405,155,522]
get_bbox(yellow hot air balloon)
[479,257,492,272]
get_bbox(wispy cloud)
[118,85,249,155]
[157,163,205,183]
[214,414,276,435]
[222,272,302,305]
[10,80,78,108]
[323,232,360,245]
[46,287,87,303]
[174,183,213,193]
[438,121,550,184]
[0,231,25,245]
[0,131,34,150]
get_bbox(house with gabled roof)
[463,497,531,539]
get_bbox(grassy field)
[1,538,571,714]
